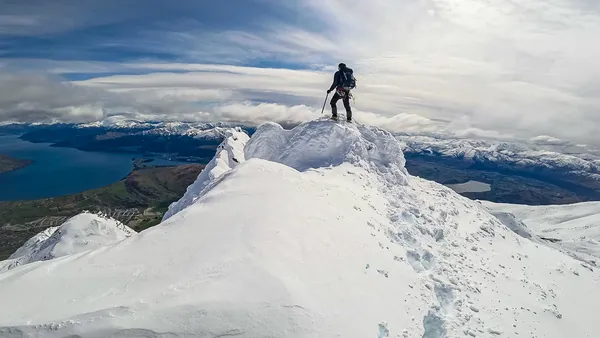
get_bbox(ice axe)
[321,92,330,115]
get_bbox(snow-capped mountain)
[0,119,598,337]
[140,122,234,139]
[482,201,600,264]
[399,135,600,172]
[77,116,155,129]
[77,117,248,135]
[398,134,600,185]
[0,212,135,273]
[0,121,24,126]
[76,118,252,141]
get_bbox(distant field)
[0,164,203,260]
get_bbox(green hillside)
[0,164,203,260]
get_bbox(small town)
[30,208,140,226]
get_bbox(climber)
[327,63,356,122]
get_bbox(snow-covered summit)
[0,118,598,337]
[163,120,408,221]
[0,212,135,273]
[246,120,407,176]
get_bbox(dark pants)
[331,90,352,119]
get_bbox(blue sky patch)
[0,0,327,70]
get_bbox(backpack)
[340,68,356,90]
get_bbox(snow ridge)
[6,227,59,261]
[0,119,599,338]
[247,120,600,337]
[245,119,408,184]
[163,127,249,220]
[0,212,135,273]
[158,118,600,337]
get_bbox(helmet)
[338,63,346,70]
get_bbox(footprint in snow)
[377,269,389,278]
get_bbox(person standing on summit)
[327,63,356,122]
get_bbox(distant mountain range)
[1,120,255,163]
[399,135,600,186]
[398,135,600,204]
[2,119,599,205]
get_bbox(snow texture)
[245,120,408,182]
[163,127,249,220]
[0,212,135,273]
[483,201,600,265]
[1,117,599,338]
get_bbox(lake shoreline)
[0,135,194,202]
[0,155,34,175]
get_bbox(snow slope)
[0,119,599,337]
[163,127,249,220]
[0,212,135,273]
[482,201,600,264]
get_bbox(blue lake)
[0,135,189,201]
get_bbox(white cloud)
[143,25,336,65]
[0,71,210,123]
[452,127,514,140]
[207,102,442,133]
[530,135,569,146]
[73,66,331,109]
[212,102,317,125]
[0,72,114,123]
[0,1,135,35]
[111,87,234,102]
[0,14,39,30]
[291,0,600,143]
[354,111,442,133]
[2,0,600,145]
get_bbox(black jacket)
[329,67,354,91]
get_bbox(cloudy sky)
[1,0,599,144]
